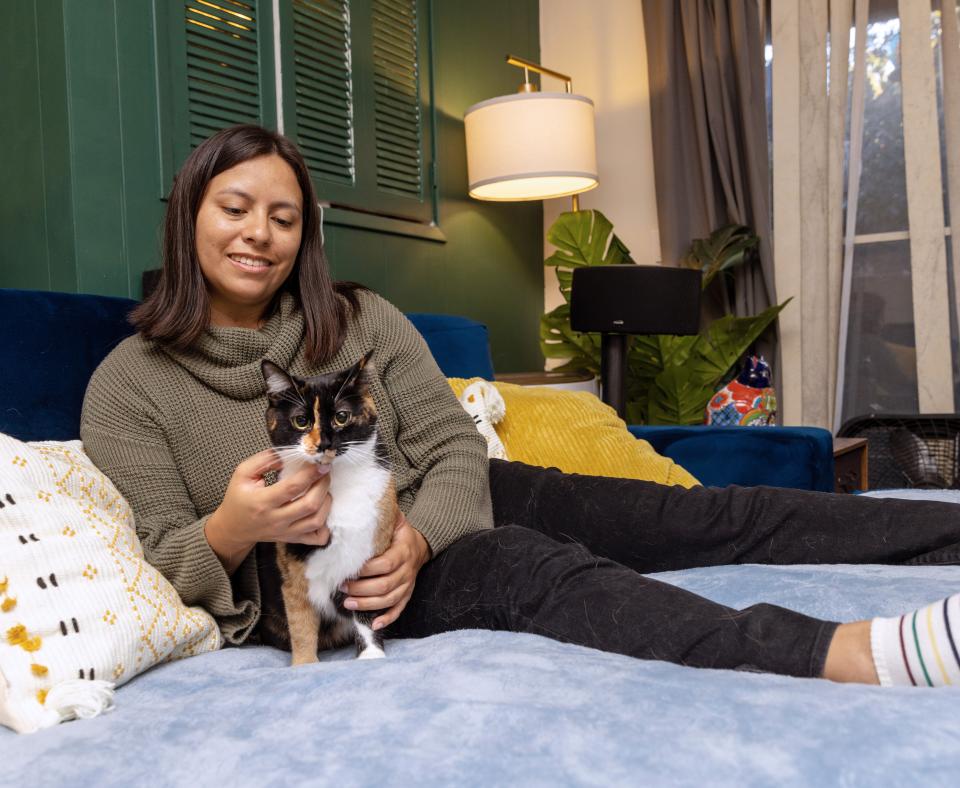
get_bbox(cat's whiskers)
[335,440,387,470]
[271,445,312,465]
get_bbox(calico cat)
[258,353,397,665]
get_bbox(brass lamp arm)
[505,55,573,93]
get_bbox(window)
[158,0,437,236]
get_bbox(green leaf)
[544,210,632,269]
[691,299,791,386]
[681,224,759,290]
[539,306,601,374]
[627,334,701,405]
[647,366,714,426]
[539,209,632,370]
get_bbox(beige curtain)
[779,0,960,428]
[896,0,954,414]
[773,0,858,428]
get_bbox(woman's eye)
[291,414,310,430]
[333,410,350,427]
[273,216,293,228]
[223,206,244,216]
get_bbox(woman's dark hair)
[131,123,361,365]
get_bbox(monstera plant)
[540,211,789,425]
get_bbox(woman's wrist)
[204,509,255,574]
[411,526,432,567]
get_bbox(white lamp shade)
[464,92,598,201]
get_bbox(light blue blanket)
[3,561,959,787]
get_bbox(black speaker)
[569,265,701,418]
[570,265,701,335]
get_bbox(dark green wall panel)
[115,0,165,294]
[1,0,81,293]
[0,0,544,372]
[36,0,77,293]
[63,0,128,295]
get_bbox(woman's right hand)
[205,450,333,572]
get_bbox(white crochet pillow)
[0,434,221,734]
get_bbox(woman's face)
[194,153,303,327]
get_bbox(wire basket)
[838,414,960,490]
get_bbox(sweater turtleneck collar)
[162,292,306,400]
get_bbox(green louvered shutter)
[184,0,263,146]
[290,0,354,185]
[159,0,277,185]
[371,0,422,199]
[279,0,434,225]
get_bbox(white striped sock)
[870,593,960,687]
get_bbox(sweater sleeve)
[80,347,258,645]
[368,296,493,556]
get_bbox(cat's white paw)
[357,647,386,660]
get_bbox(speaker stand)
[600,333,628,419]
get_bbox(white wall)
[539,0,661,332]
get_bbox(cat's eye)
[333,410,350,427]
[291,413,310,430]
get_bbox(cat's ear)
[261,360,298,399]
[357,350,374,371]
[344,351,374,386]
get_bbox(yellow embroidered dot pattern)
[102,610,117,625]
[37,490,52,503]
[6,624,42,652]
[11,455,26,468]
[113,663,124,679]
[36,689,48,706]
[62,525,76,537]
[82,564,98,580]
[30,664,49,677]
[0,577,15,613]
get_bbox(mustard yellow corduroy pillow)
[448,378,699,488]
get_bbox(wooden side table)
[494,371,599,394]
[834,437,869,493]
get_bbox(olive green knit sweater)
[80,290,492,644]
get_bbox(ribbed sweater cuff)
[406,465,494,557]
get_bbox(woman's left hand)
[341,512,432,630]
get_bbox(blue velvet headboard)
[0,288,494,442]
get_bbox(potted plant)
[540,211,789,425]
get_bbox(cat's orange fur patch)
[374,480,399,556]
[275,545,320,666]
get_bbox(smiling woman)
[194,155,303,328]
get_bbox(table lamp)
[464,55,598,211]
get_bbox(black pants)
[390,461,960,678]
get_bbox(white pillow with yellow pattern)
[0,434,220,734]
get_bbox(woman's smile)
[227,253,274,271]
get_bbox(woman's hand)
[341,512,431,630]
[205,450,333,572]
